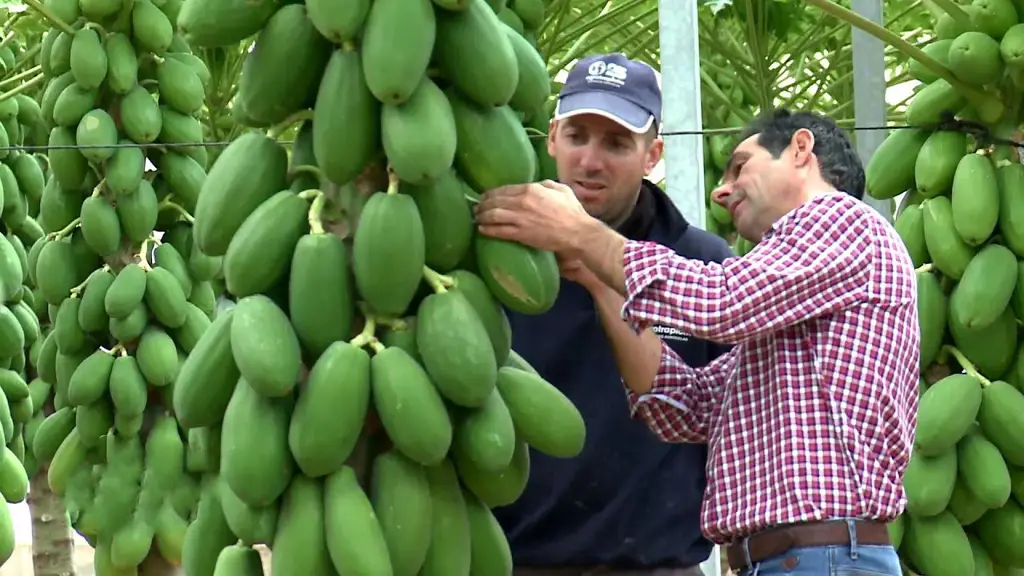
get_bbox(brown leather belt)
[725,519,890,571]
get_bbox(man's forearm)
[572,218,629,296]
[589,281,663,395]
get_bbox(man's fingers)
[481,184,530,202]
[474,206,520,226]
[475,193,526,217]
[477,223,521,241]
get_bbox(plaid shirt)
[619,193,919,545]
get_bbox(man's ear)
[644,137,664,175]
[547,119,559,157]
[791,128,815,167]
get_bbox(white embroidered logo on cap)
[586,60,628,88]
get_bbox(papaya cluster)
[699,52,757,256]
[155,0,588,573]
[23,0,228,571]
[0,36,61,567]
[865,1,1024,574]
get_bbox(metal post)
[658,0,707,230]
[658,7,724,576]
[851,0,893,221]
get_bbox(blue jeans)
[738,521,902,576]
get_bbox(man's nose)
[711,183,732,207]
[578,144,602,172]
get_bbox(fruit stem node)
[157,200,194,224]
[351,311,378,348]
[306,191,326,234]
[385,165,400,195]
[942,345,991,387]
[289,165,324,189]
[46,217,81,241]
[268,110,314,139]
[423,266,453,293]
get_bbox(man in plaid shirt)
[474,109,919,576]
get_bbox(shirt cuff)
[622,342,689,417]
[619,239,676,331]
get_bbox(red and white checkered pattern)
[619,193,920,545]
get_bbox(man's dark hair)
[738,108,865,200]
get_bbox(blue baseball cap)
[554,53,662,134]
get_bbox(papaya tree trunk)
[28,469,76,576]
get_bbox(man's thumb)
[539,179,570,193]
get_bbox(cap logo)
[585,60,628,88]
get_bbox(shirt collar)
[763,191,847,240]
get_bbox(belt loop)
[846,519,859,560]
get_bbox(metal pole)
[658,4,723,576]
[658,0,707,230]
[851,0,893,221]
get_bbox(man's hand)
[474,180,592,256]
[558,256,603,291]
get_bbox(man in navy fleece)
[494,53,733,576]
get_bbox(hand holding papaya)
[474,180,592,254]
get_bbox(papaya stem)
[156,200,194,224]
[289,165,324,188]
[268,110,314,140]
[378,317,408,330]
[357,302,407,330]
[0,65,40,92]
[22,0,75,35]
[385,166,400,195]
[12,45,42,76]
[69,265,110,298]
[341,40,357,52]
[942,345,991,387]
[802,0,991,105]
[297,188,321,201]
[523,127,546,139]
[930,0,971,24]
[1,12,21,35]
[915,263,933,273]
[423,266,453,293]
[91,179,106,198]
[34,154,49,174]
[0,73,45,103]
[350,313,378,349]
[82,22,105,35]
[368,339,385,354]
[137,238,157,269]
[307,192,326,234]
[47,217,81,241]
[106,343,124,356]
